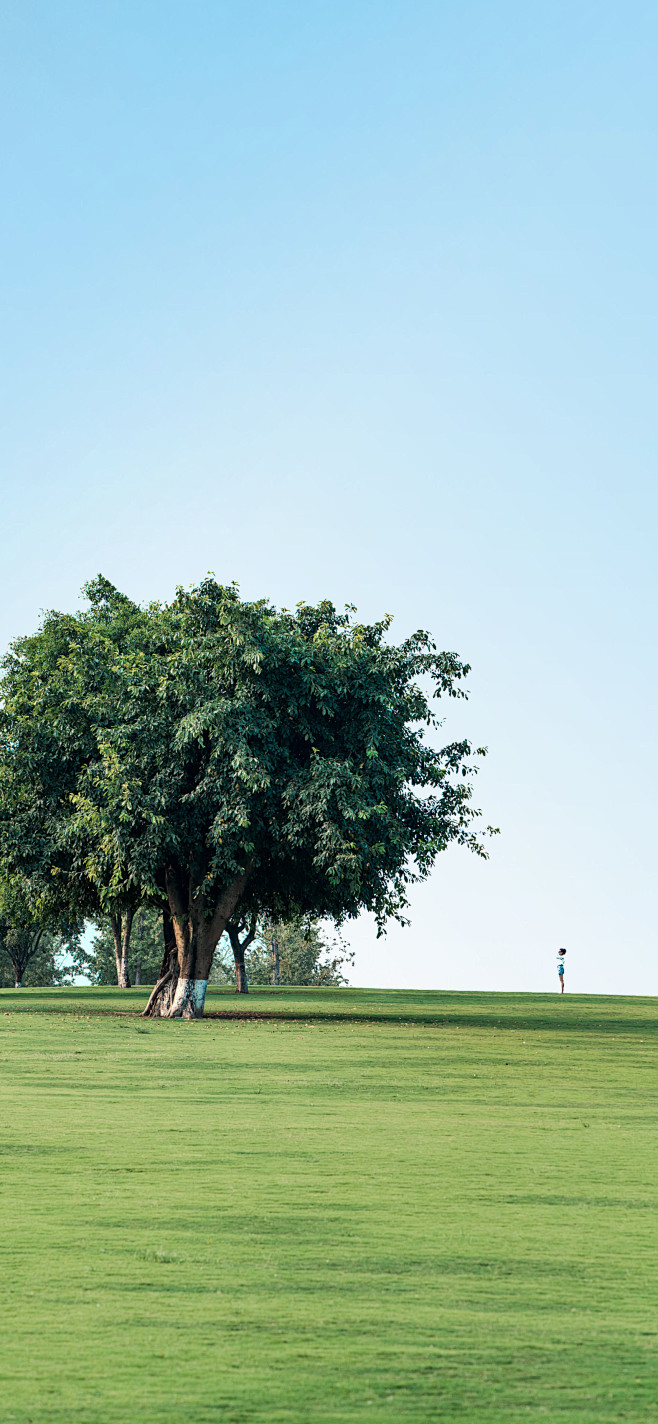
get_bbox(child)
[557,947,566,993]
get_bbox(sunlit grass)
[1,986,656,1421]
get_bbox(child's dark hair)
[558,947,567,956]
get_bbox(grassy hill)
[1,986,656,1422]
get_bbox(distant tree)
[247,919,353,987]
[210,916,352,989]
[73,906,165,986]
[0,580,154,986]
[225,911,258,993]
[1,577,494,1019]
[129,908,165,985]
[0,924,75,989]
[0,875,79,988]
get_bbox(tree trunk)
[9,950,28,988]
[143,911,207,1019]
[142,870,250,1019]
[134,959,142,985]
[7,951,24,988]
[121,909,134,987]
[7,929,43,990]
[234,950,248,993]
[227,915,257,994]
[142,909,179,1017]
[271,930,280,985]
[110,912,132,988]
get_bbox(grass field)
[1,985,656,1422]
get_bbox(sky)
[1,0,657,995]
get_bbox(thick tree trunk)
[142,870,250,1019]
[134,960,142,985]
[14,974,22,989]
[110,912,132,988]
[143,925,207,1018]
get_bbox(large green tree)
[0,577,493,1018]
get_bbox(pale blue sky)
[2,1,656,993]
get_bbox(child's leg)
[560,976,565,994]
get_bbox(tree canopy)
[0,576,493,1016]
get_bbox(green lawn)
[1,987,656,1422]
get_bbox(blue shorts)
[558,967,564,975]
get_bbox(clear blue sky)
[2,1,656,994]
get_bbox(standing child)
[557,947,566,993]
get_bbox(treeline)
[0,910,351,991]
[78,911,351,989]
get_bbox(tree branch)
[207,866,252,947]
[164,866,186,921]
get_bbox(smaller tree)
[0,875,79,988]
[0,921,44,989]
[74,907,165,986]
[0,925,75,989]
[130,909,166,985]
[226,912,258,993]
[240,919,353,987]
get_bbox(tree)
[214,916,353,990]
[73,906,165,986]
[246,918,353,987]
[129,907,165,985]
[0,577,494,1019]
[226,912,258,994]
[0,908,44,988]
[0,579,151,986]
[0,924,74,989]
[0,875,79,988]
[109,911,132,988]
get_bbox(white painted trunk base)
[170,977,208,1018]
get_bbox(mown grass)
[0,986,656,1422]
